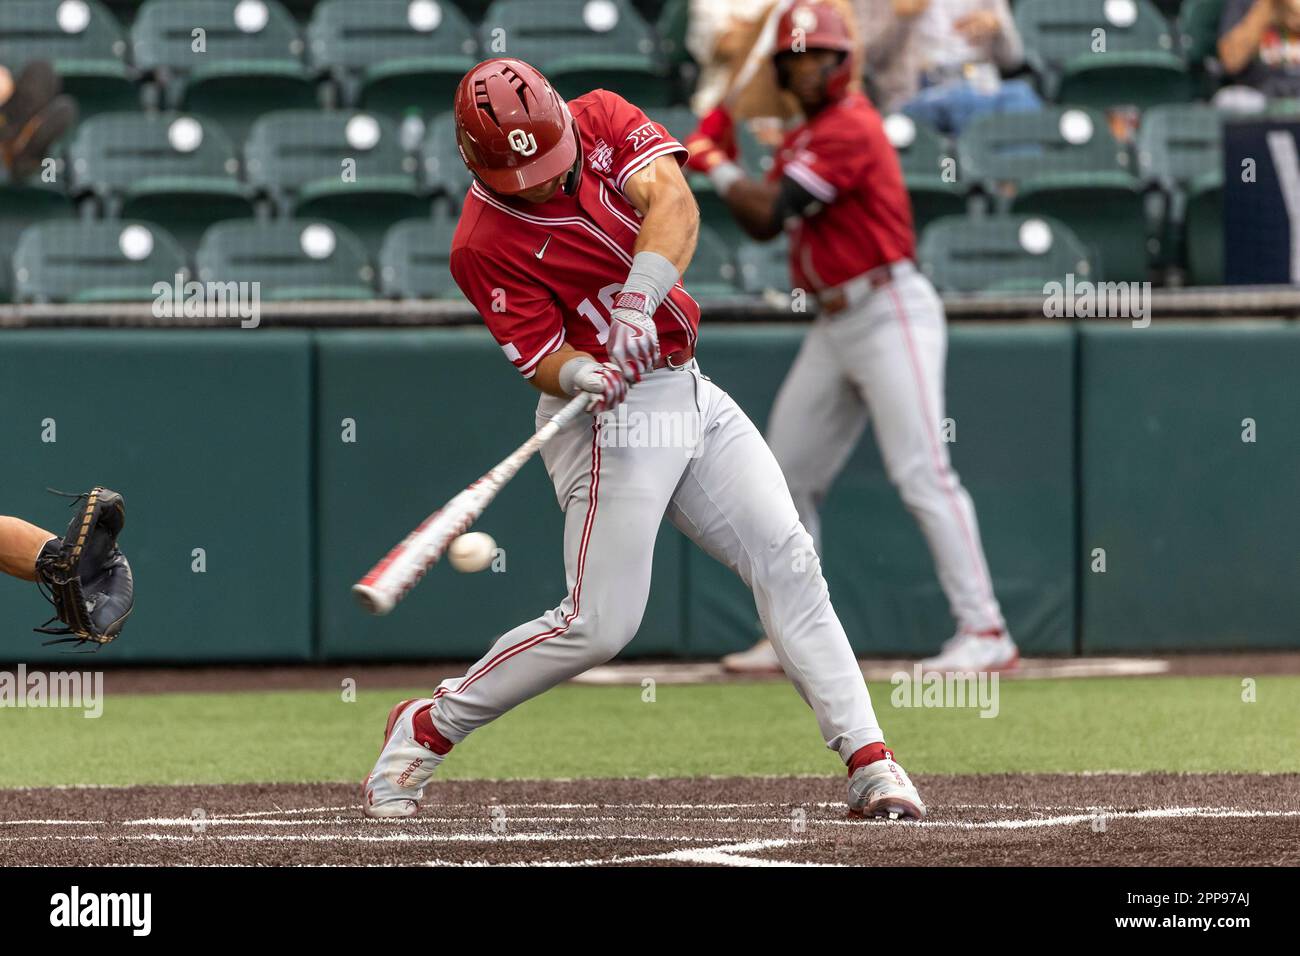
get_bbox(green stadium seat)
[0,1,139,122]
[0,179,76,302]
[883,112,969,237]
[244,110,427,257]
[657,0,690,67]
[736,237,789,295]
[961,107,1148,280]
[68,112,255,253]
[420,110,473,202]
[683,224,739,298]
[306,0,478,119]
[197,218,376,299]
[917,214,1094,293]
[12,219,188,302]
[1138,103,1222,187]
[645,106,695,144]
[131,0,317,142]
[1179,0,1226,95]
[479,0,669,106]
[1183,168,1223,285]
[656,0,699,105]
[378,209,460,299]
[101,0,146,23]
[1016,0,1192,109]
[1137,103,1221,272]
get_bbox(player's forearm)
[718,175,783,241]
[1219,0,1274,75]
[0,516,56,581]
[632,181,699,275]
[531,344,592,398]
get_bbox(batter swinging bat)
[352,391,592,615]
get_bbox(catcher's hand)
[34,487,134,648]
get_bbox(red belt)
[653,345,695,370]
[818,261,907,315]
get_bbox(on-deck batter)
[686,1,1019,675]
[362,57,925,821]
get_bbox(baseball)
[448,532,496,573]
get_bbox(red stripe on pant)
[433,418,604,704]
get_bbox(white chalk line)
[113,802,1096,824]
[0,833,735,845]
[426,838,840,868]
[0,820,107,826]
[11,803,1298,832]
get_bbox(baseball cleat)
[362,697,450,819]
[847,758,926,820]
[920,629,1019,674]
[721,637,783,675]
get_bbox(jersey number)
[576,283,624,344]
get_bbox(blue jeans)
[900,78,1041,136]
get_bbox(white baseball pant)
[429,363,887,763]
[766,266,1006,635]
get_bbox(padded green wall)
[0,331,313,663]
[686,324,1077,657]
[1079,323,1300,650]
[314,329,686,661]
[2,322,1294,664]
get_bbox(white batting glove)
[606,292,660,383]
[561,358,628,413]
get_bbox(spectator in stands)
[857,0,1039,134]
[1216,0,1300,111]
[0,61,76,178]
[686,0,774,113]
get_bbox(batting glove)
[562,358,629,413]
[685,106,737,174]
[606,293,660,383]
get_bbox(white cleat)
[847,758,926,820]
[721,637,783,675]
[920,629,1019,674]
[362,697,444,819]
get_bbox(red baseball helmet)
[774,2,855,101]
[453,58,580,195]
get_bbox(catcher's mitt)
[34,487,134,648]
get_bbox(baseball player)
[686,1,1018,675]
[363,57,926,821]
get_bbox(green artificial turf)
[0,676,1295,787]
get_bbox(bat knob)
[352,583,395,616]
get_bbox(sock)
[848,742,894,776]
[412,705,454,756]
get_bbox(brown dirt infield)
[3,773,1295,867]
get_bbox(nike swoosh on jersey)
[534,236,551,259]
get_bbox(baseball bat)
[720,0,792,110]
[352,391,592,616]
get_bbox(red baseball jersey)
[769,92,915,293]
[449,89,697,379]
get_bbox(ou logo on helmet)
[508,128,538,156]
